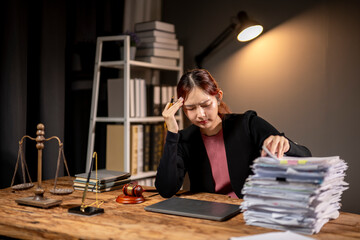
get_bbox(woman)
[155,69,311,198]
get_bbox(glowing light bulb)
[237,25,263,42]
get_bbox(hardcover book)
[135,20,175,33]
[74,183,127,193]
[136,48,180,59]
[107,78,124,117]
[131,124,139,175]
[143,124,151,172]
[136,56,177,67]
[139,36,178,45]
[138,41,178,50]
[136,30,176,39]
[73,178,131,189]
[74,169,131,184]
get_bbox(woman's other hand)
[162,97,184,133]
[261,135,290,158]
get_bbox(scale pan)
[11,183,34,191]
[50,188,74,195]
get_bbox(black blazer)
[155,111,312,198]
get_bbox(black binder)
[144,197,241,221]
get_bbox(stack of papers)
[241,147,348,235]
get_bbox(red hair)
[177,69,231,116]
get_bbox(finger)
[261,149,266,157]
[281,138,290,157]
[270,136,281,156]
[167,101,183,115]
[263,136,273,149]
[162,102,171,113]
[278,139,285,158]
[262,136,274,157]
[174,98,184,107]
[175,97,183,103]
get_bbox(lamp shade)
[236,11,263,42]
[237,25,263,42]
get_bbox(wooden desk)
[0,178,359,240]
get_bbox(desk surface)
[0,178,359,240]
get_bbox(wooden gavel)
[122,183,144,197]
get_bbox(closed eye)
[200,102,212,108]
[184,99,211,111]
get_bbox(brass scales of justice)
[11,123,73,208]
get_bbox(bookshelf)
[86,35,183,183]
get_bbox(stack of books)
[241,147,349,235]
[135,20,179,67]
[73,169,131,193]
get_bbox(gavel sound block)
[116,183,145,204]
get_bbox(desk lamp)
[195,11,263,68]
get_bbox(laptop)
[144,197,241,221]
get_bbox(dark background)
[1,0,360,214]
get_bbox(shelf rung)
[96,117,125,122]
[99,60,181,71]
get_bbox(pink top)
[201,129,237,198]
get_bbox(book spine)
[143,124,151,172]
[136,48,180,58]
[136,57,177,67]
[131,124,138,175]
[137,124,144,174]
[161,85,168,112]
[107,78,124,117]
[146,84,154,116]
[138,37,178,45]
[136,30,176,39]
[135,20,175,33]
[130,79,136,117]
[153,85,161,116]
[151,123,164,171]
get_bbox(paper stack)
[241,147,348,235]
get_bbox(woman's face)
[183,86,221,133]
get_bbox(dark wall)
[0,0,124,189]
[162,0,360,214]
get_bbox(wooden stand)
[116,195,145,204]
[15,124,62,208]
[68,206,104,216]
[116,183,145,204]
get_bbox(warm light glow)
[237,25,263,42]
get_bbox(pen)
[168,96,174,109]
[80,152,96,212]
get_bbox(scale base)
[116,194,145,204]
[15,196,62,209]
[68,206,104,216]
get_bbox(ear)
[217,90,223,101]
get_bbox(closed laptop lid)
[144,197,241,221]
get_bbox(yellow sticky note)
[280,160,288,164]
[298,160,307,164]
